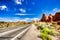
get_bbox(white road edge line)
[0,25,28,37]
[11,27,30,40]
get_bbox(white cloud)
[53,8,60,12]
[15,0,22,5]
[42,8,60,15]
[0,5,7,10]
[19,8,26,13]
[53,8,57,11]
[19,18,30,22]
[31,18,40,21]
[0,17,19,22]
[50,8,60,14]
[18,18,40,22]
[0,17,39,22]
[16,13,35,16]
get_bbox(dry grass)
[0,21,29,28]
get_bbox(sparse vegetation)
[40,32,52,40]
[0,21,29,28]
[40,27,56,40]
[35,22,59,40]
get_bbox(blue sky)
[0,0,60,22]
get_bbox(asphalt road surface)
[20,24,41,40]
[0,24,30,40]
[0,25,28,33]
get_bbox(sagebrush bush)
[40,27,56,40]
[40,32,52,40]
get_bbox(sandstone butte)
[40,12,60,23]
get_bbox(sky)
[0,0,60,22]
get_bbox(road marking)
[11,27,30,40]
[0,25,29,37]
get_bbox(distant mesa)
[40,12,60,22]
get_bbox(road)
[0,24,58,40]
[0,24,30,40]
[20,24,41,40]
[0,25,28,33]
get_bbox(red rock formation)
[47,14,53,22]
[54,12,60,21]
[40,13,48,22]
[40,12,60,22]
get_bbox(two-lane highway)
[0,24,31,40]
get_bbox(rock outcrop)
[40,12,60,22]
[40,13,48,22]
[53,12,60,21]
[48,14,53,22]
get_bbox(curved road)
[0,24,41,40]
[0,24,30,40]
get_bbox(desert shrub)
[40,27,56,40]
[50,23,56,28]
[48,30,56,36]
[37,25,44,30]
[47,35,52,40]
[47,23,56,29]
[41,27,51,34]
[37,24,46,30]
[40,32,52,40]
[40,33,47,40]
